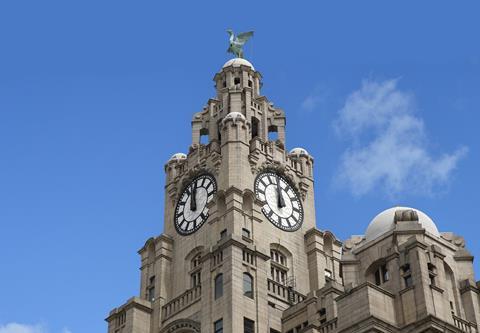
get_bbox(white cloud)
[301,85,329,112]
[0,323,45,333]
[334,78,467,197]
[0,323,71,333]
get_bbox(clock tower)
[106,57,343,333]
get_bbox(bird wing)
[236,31,254,44]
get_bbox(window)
[191,253,202,287]
[147,276,155,301]
[214,319,223,333]
[234,77,241,85]
[270,249,288,284]
[192,271,201,287]
[374,264,389,286]
[192,254,202,269]
[115,311,126,327]
[404,275,413,288]
[242,228,251,239]
[428,263,437,286]
[402,264,413,288]
[251,117,259,139]
[243,250,255,265]
[199,128,209,145]
[268,125,278,141]
[215,274,223,299]
[243,273,254,298]
[220,229,227,239]
[244,318,254,333]
[248,80,253,88]
[325,269,332,282]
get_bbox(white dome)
[168,153,187,162]
[365,206,440,242]
[222,58,255,70]
[289,147,310,157]
[223,111,245,124]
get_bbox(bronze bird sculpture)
[227,29,254,58]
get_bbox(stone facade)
[106,58,480,333]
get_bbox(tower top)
[222,58,255,71]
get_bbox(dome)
[222,58,255,70]
[222,112,246,124]
[168,153,187,162]
[289,147,310,157]
[365,206,440,242]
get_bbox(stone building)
[105,58,480,333]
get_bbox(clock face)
[174,174,217,235]
[254,172,304,231]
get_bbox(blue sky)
[1,1,479,333]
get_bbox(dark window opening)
[268,125,278,141]
[147,286,155,302]
[251,117,259,139]
[382,264,389,282]
[243,273,254,299]
[214,319,223,333]
[220,229,227,239]
[428,263,437,286]
[374,264,389,286]
[244,318,254,333]
[234,77,241,85]
[222,81,226,88]
[200,128,209,145]
[325,269,332,283]
[404,275,413,287]
[248,80,253,88]
[375,269,381,286]
[147,275,156,301]
[401,263,413,288]
[215,274,223,299]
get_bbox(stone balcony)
[267,278,306,305]
[161,284,202,322]
[453,314,478,333]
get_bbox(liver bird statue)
[227,29,254,59]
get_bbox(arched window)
[214,274,223,299]
[270,249,288,284]
[243,273,254,299]
[191,253,202,287]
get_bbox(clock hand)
[277,176,286,208]
[190,181,197,211]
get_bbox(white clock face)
[254,172,304,231]
[174,174,217,235]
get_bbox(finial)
[226,29,254,59]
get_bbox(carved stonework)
[160,319,200,333]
